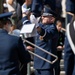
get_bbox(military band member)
[34,6,59,75]
[0,12,31,75]
[64,0,75,75]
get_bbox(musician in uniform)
[0,12,31,75]
[64,0,75,75]
[21,7,35,52]
[34,6,59,75]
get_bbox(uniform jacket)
[66,0,75,14]
[0,29,31,75]
[31,0,56,17]
[64,37,74,75]
[34,23,59,69]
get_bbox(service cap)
[0,12,13,21]
[42,6,57,17]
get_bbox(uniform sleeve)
[17,37,31,64]
[31,0,43,17]
[66,0,75,14]
[37,25,57,40]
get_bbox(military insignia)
[39,36,43,40]
[39,31,46,40]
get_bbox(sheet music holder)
[20,24,36,38]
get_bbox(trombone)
[21,34,58,64]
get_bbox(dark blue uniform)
[66,0,75,14]
[33,7,58,75]
[34,23,58,75]
[31,0,56,17]
[31,0,43,17]
[64,0,75,75]
[64,37,74,75]
[66,0,75,22]
[0,12,31,75]
[0,29,31,75]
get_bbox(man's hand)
[57,46,64,51]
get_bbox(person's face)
[7,0,14,5]
[6,21,12,32]
[7,0,16,5]
[41,16,55,25]
[56,23,62,31]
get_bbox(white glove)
[30,14,38,24]
[3,3,8,8]
[22,4,30,14]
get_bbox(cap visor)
[42,13,53,16]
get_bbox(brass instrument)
[21,34,58,64]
